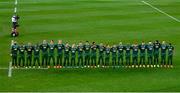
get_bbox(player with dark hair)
[33,44,40,68]
[25,42,33,68]
[167,43,174,68]
[117,42,124,67]
[139,41,146,68]
[77,42,84,68]
[56,40,64,68]
[84,41,91,67]
[40,40,49,68]
[18,43,25,67]
[98,43,105,68]
[48,40,56,68]
[147,41,154,68]
[11,41,18,68]
[105,44,111,68]
[64,43,70,68]
[132,42,139,68]
[161,41,168,67]
[154,40,161,67]
[91,42,97,68]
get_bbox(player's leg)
[67,57,69,67]
[29,56,32,68]
[33,57,36,67]
[136,57,138,67]
[18,57,21,67]
[87,56,89,67]
[41,56,44,67]
[45,55,48,67]
[52,56,56,68]
[81,57,84,67]
[170,56,173,67]
[94,57,97,67]
[26,57,29,67]
[143,56,145,67]
[48,56,51,67]
[57,56,59,67]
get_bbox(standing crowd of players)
[11,40,174,69]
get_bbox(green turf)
[0,0,180,92]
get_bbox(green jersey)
[34,45,40,57]
[56,44,64,55]
[125,45,131,57]
[77,45,84,57]
[147,44,153,57]
[91,44,97,57]
[168,45,174,56]
[117,45,124,57]
[64,45,70,57]
[132,45,138,57]
[18,45,25,57]
[11,44,18,56]
[111,47,117,58]
[161,44,167,55]
[71,47,77,58]
[139,44,146,57]
[84,44,91,56]
[154,42,160,54]
[40,44,48,55]
[25,45,33,57]
[98,45,105,57]
[48,44,55,56]
[105,47,111,58]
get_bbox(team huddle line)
[11,40,174,69]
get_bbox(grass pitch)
[0,0,180,92]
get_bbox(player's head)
[119,42,122,45]
[162,41,166,44]
[149,41,152,44]
[43,40,47,44]
[72,44,75,48]
[85,41,89,45]
[142,41,145,45]
[92,42,95,45]
[113,45,116,47]
[100,43,103,46]
[58,40,62,44]
[79,42,82,46]
[134,41,137,45]
[28,42,31,46]
[155,40,159,43]
[65,42,69,46]
[50,40,54,44]
[169,43,172,46]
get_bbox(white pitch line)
[141,1,180,23]
[13,68,49,70]
[8,62,12,77]
[15,0,17,5]
[0,68,48,70]
[0,68,8,70]
[14,7,17,13]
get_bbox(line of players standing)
[11,40,174,68]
